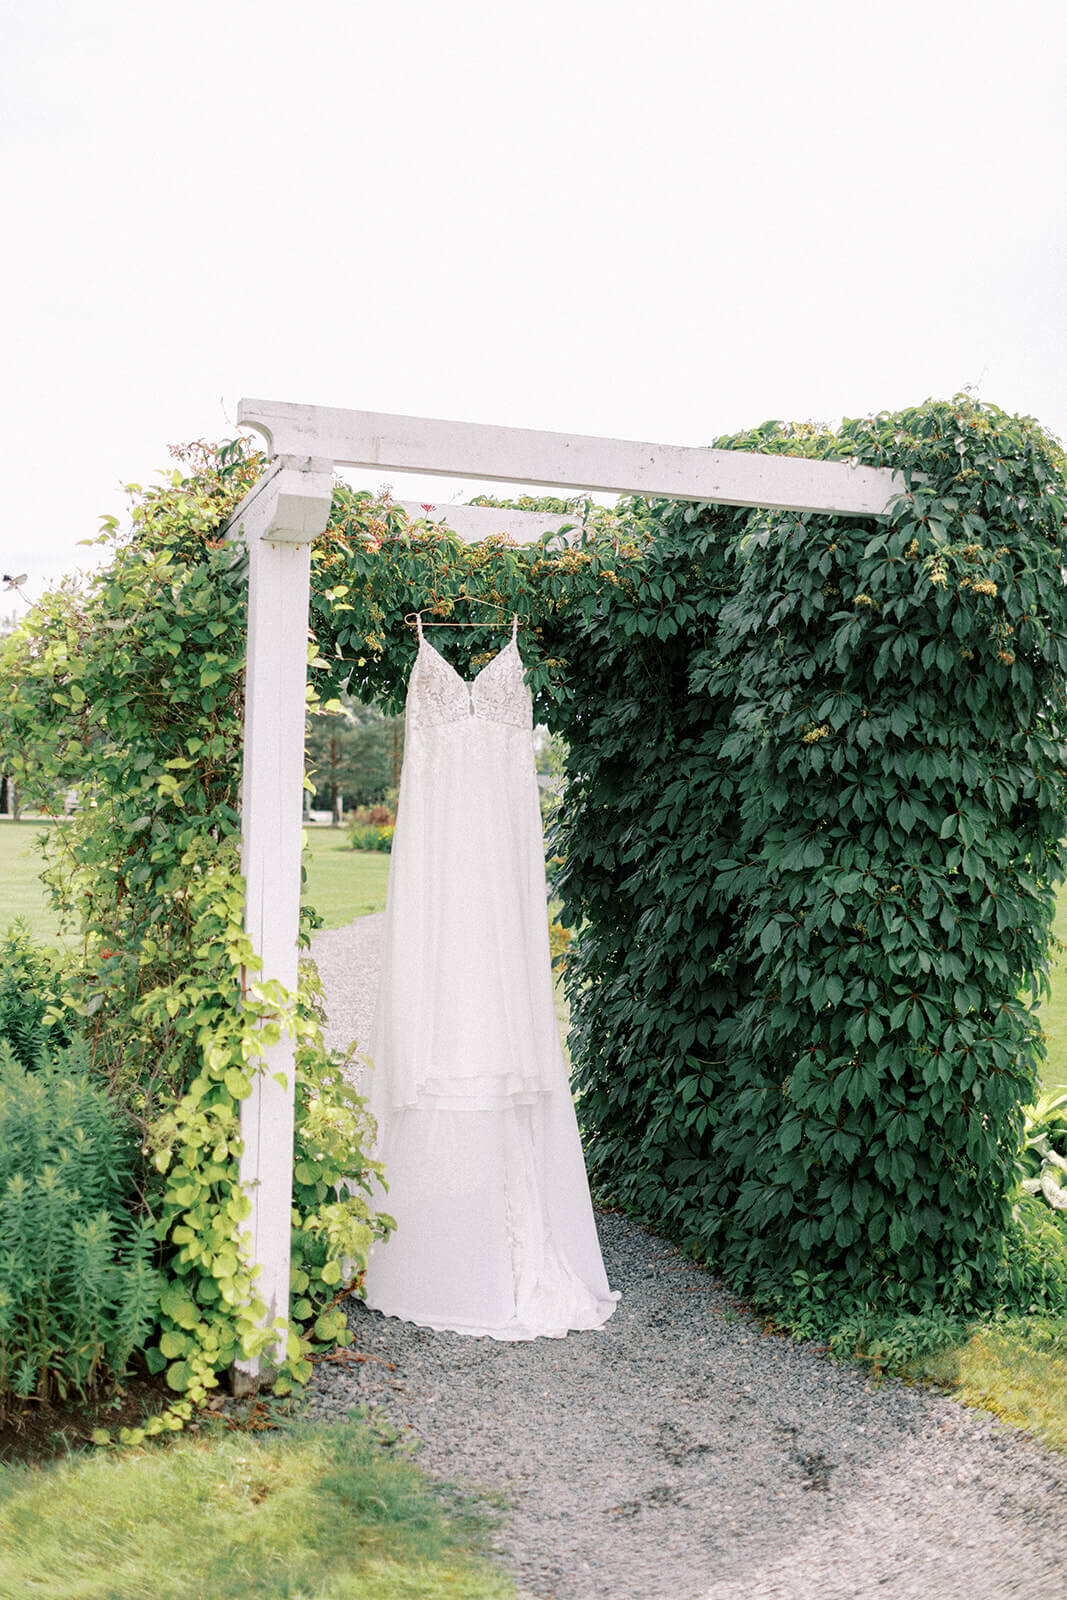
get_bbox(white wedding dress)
[359,614,618,1339]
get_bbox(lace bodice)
[406,617,533,732]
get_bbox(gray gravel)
[308,916,1067,1600]
[310,911,384,1059]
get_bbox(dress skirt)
[358,625,618,1339]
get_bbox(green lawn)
[303,827,391,926]
[914,1314,1067,1453]
[0,821,389,943]
[1041,888,1067,1090]
[0,821,68,944]
[0,1414,513,1600]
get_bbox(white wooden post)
[224,457,333,1390]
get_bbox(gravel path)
[310,912,384,1060]
[309,917,1067,1600]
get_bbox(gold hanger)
[404,597,518,628]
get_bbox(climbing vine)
[0,442,389,1407]
[548,399,1067,1331]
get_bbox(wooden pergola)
[225,398,905,1387]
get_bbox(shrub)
[349,803,396,828]
[549,398,1067,1330]
[349,823,394,852]
[1017,1087,1067,1212]
[0,1040,158,1408]
[146,956,390,1392]
[1000,1193,1067,1311]
[0,921,74,1070]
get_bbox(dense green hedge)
[548,398,1067,1319]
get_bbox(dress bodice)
[406,621,532,733]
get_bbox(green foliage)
[144,956,389,1400]
[0,920,74,1069]
[1000,1192,1067,1309]
[1018,1086,1067,1179]
[349,822,394,852]
[0,1416,516,1600]
[4,398,1064,1402]
[305,482,623,717]
[545,397,1067,1328]
[307,695,404,811]
[0,442,257,1127]
[0,1039,158,1407]
[1016,1085,1067,1218]
[0,440,392,1404]
[351,802,397,828]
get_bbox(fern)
[109,1221,160,1374]
[0,1040,159,1408]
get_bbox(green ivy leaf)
[224,1068,252,1100]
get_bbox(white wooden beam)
[238,398,905,518]
[392,499,584,543]
[222,459,333,1391]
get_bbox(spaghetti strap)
[511,614,519,643]
[415,612,424,641]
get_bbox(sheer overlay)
[360,617,619,1339]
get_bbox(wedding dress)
[359,613,619,1339]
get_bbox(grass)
[0,821,68,945]
[909,1314,1067,1454]
[0,1413,514,1600]
[1039,886,1067,1092]
[302,827,391,927]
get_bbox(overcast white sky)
[3,0,1065,595]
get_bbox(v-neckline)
[419,634,519,687]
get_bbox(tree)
[305,697,404,820]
